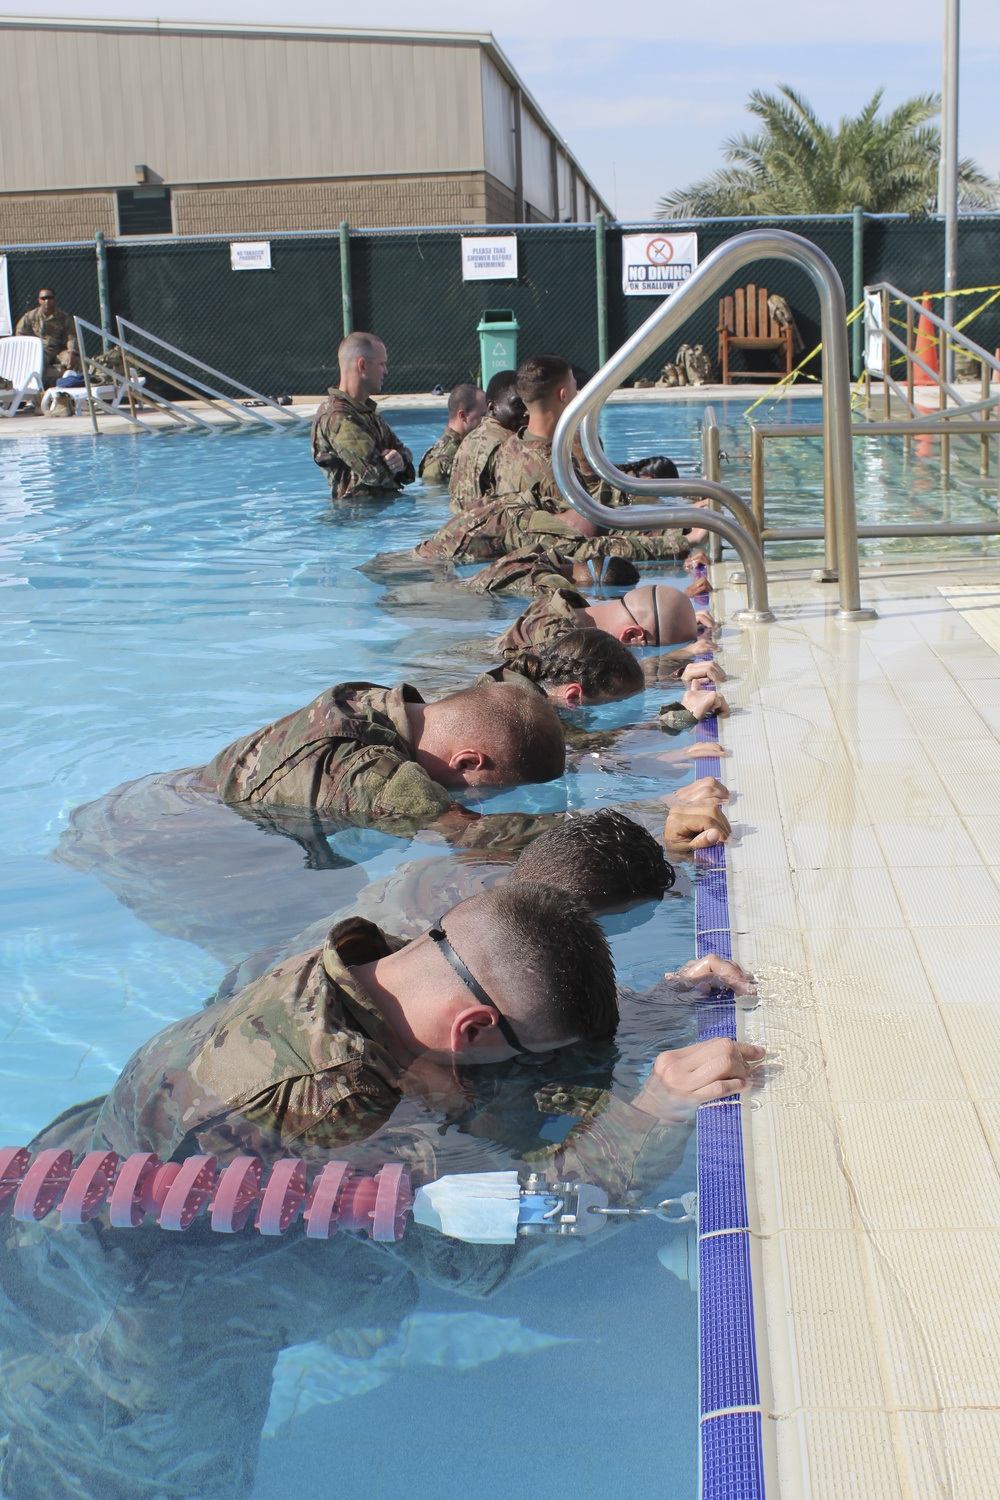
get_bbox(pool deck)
[718,555,1000,1498]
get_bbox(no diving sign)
[622,232,698,297]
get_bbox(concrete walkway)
[719,556,1000,1498]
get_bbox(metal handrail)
[116,318,309,429]
[553,228,874,622]
[866,281,1000,380]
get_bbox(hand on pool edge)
[663,955,756,995]
[662,803,731,853]
[634,1039,766,1116]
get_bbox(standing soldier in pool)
[311,332,415,502]
[15,287,80,387]
[418,383,486,485]
[448,370,526,513]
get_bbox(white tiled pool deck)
[717,556,1000,1498]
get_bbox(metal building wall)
[0,23,486,192]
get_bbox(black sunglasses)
[620,588,660,645]
[428,926,529,1055]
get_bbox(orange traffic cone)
[913,294,939,385]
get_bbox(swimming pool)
[1,409,726,1500]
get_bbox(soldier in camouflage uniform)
[494,581,699,658]
[54,680,566,966]
[311,332,415,501]
[448,369,525,513]
[15,288,79,387]
[418,383,486,484]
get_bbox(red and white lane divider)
[0,1146,412,1241]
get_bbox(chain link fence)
[3,215,999,397]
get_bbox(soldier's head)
[360,883,618,1061]
[338,331,388,397]
[618,455,680,480]
[584,584,697,648]
[37,287,57,309]
[516,353,577,413]
[447,383,487,437]
[507,628,644,705]
[410,681,565,789]
[485,370,526,432]
[511,809,674,909]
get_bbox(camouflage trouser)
[466,546,575,597]
[416,500,689,566]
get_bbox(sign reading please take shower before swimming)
[622,233,698,297]
[461,237,518,281]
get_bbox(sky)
[5,0,1000,219]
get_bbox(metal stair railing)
[864,281,1000,421]
[553,228,875,623]
[73,317,310,435]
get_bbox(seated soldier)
[448,370,525,513]
[418,384,486,485]
[15,287,80,387]
[311,332,415,502]
[54,680,566,966]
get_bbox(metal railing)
[749,417,1000,542]
[553,229,875,622]
[74,316,311,435]
[863,281,1000,423]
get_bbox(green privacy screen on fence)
[4,215,999,395]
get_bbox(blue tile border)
[691,650,767,1499]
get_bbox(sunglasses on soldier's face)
[428,926,530,1056]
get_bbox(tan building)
[0,16,610,245]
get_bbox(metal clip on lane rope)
[517,1174,697,1236]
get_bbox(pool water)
[1,407,712,1500]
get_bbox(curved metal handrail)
[553,228,875,622]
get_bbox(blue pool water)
[1,405,718,1500]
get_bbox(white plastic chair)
[0,336,44,416]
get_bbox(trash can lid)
[477,310,519,331]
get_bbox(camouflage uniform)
[310,389,415,501]
[448,415,514,513]
[492,429,568,506]
[466,545,575,598]
[417,495,689,568]
[14,304,78,387]
[55,684,561,966]
[492,587,589,658]
[417,426,463,484]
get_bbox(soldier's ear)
[619,625,647,646]
[449,748,487,774]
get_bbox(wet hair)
[448,882,619,1044]
[508,628,644,703]
[618,455,679,480]
[485,370,526,432]
[434,681,565,783]
[448,383,484,420]
[338,330,383,366]
[511,809,675,906]
[516,353,574,405]
[600,558,641,585]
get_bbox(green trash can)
[477,310,519,384]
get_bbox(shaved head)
[431,681,565,784]
[339,331,384,368]
[624,585,696,646]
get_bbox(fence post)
[339,221,353,338]
[851,206,864,380]
[94,231,111,348]
[594,212,608,370]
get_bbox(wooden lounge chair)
[717,284,795,383]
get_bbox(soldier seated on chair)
[15,287,80,387]
[418,383,486,485]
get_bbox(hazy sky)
[6,0,1000,218]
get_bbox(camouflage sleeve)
[333,748,454,823]
[14,312,33,338]
[316,409,398,488]
[381,418,416,485]
[543,1092,693,1203]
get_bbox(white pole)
[942,0,960,384]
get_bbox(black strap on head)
[621,588,658,646]
[428,926,529,1055]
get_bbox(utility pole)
[939,0,959,383]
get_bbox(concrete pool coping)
[718,553,1000,1498]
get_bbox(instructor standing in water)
[311,332,415,502]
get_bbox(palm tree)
[657,86,997,218]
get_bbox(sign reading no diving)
[622,232,698,297]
